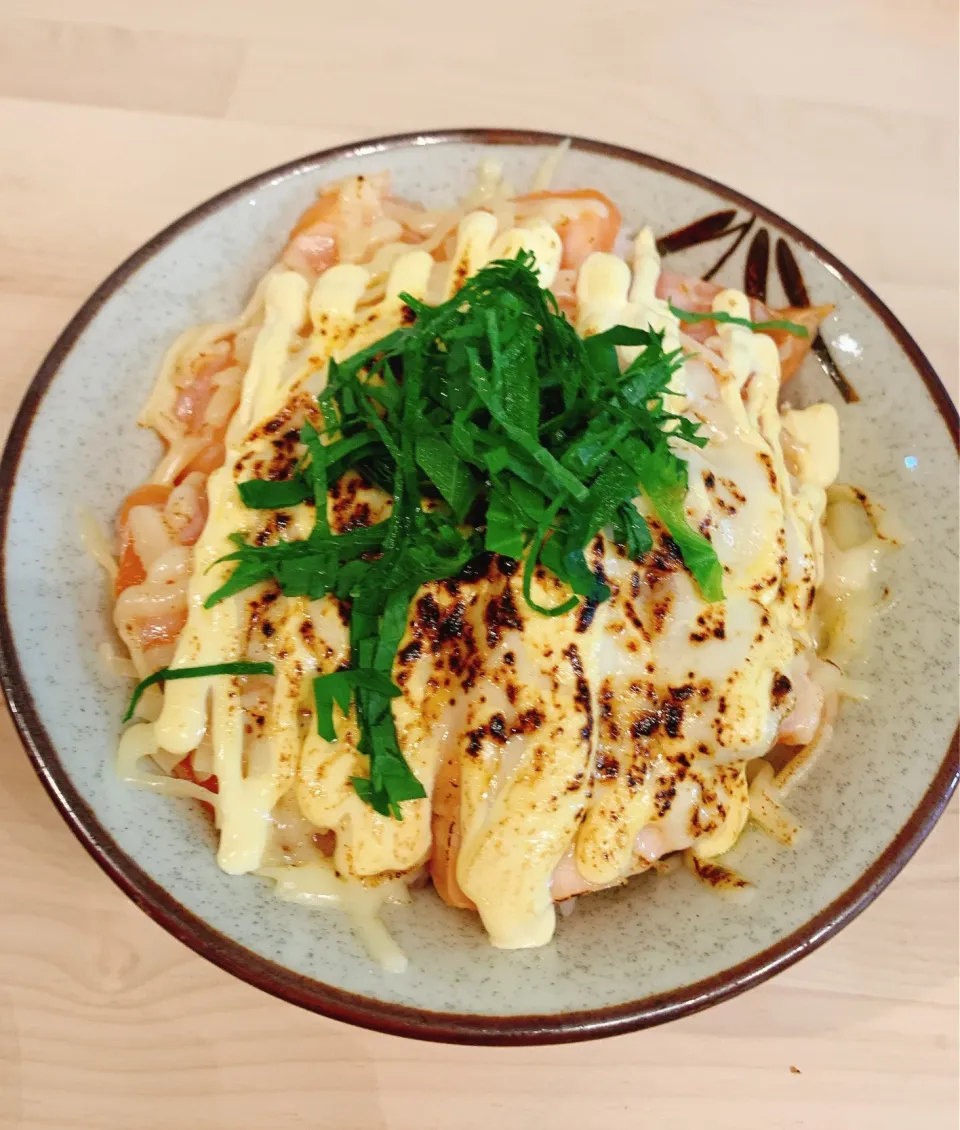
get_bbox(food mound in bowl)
[104,155,897,968]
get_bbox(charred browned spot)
[689,631,707,644]
[511,707,544,735]
[623,761,645,790]
[573,674,590,714]
[757,450,778,491]
[333,597,350,627]
[651,600,672,633]
[398,639,422,665]
[271,433,296,453]
[703,471,716,489]
[494,555,519,577]
[438,600,466,643]
[529,746,549,775]
[631,712,659,739]
[489,714,508,743]
[576,598,599,633]
[623,599,648,640]
[465,729,484,757]
[629,570,641,599]
[719,476,747,505]
[564,643,585,679]
[772,673,792,702]
[713,623,726,640]
[484,588,523,647]
[505,682,519,705]
[452,260,470,291]
[655,782,677,817]
[339,502,372,533]
[670,684,695,702]
[503,651,515,667]
[663,703,683,738]
[661,535,683,563]
[566,772,586,792]
[261,621,275,638]
[599,684,614,718]
[691,855,749,890]
[717,695,727,715]
[415,593,441,633]
[595,753,620,780]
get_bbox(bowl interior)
[2,135,957,1029]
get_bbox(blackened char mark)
[414,593,440,634]
[575,597,599,633]
[563,643,593,743]
[456,552,495,583]
[663,703,683,739]
[438,600,465,643]
[484,587,523,648]
[744,228,770,302]
[775,237,859,404]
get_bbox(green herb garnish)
[123,661,275,722]
[237,477,311,508]
[668,302,809,338]
[214,252,723,820]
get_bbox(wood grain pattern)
[0,2,956,1126]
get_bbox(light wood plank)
[0,16,243,117]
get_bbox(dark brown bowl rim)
[1,128,957,1046]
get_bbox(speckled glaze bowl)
[1,130,956,1044]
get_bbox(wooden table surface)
[0,2,956,1127]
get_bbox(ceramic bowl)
[1,130,956,1044]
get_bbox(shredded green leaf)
[313,668,403,741]
[123,662,275,722]
[209,252,726,819]
[668,302,809,339]
[237,477,311,509]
